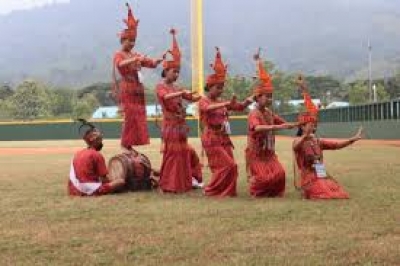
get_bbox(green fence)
[281,99,400,123]
[0,100,399,141]
[280,99,400,139]
[0,119,196,141]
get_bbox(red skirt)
[248,154,286,197]
[303,175,349,199]
[119,81,149,147]
[204,145,238,197]
[159,142,202,193]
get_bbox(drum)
[108,151,159,192]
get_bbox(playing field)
[0,137,399,266]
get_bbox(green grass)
[0,138,399,266]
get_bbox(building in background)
[92,104,196,119]
[326,101,350,109]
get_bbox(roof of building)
[326,101,350,108]
[92,104,196,119]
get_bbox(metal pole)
[373,84,377,102]
[191,0,204,138]
[368,40,372,102]
[191,0,204,95]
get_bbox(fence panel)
[281,99,400,123]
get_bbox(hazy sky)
[0,0,69,15]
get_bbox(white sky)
[0,0,70,15]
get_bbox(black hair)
[161,68,181,78]
[120,37,135,45]
[296,127,303,137]
[77,118,96,137]
[161,69,167,78]
[204,85,209,92]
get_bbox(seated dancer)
[293,76,363,200]
[112,3,163,153]
[246,50,300,198]
[156,29,203,193]
[68,119,125,196]
[199,47,253,197]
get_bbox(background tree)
[0,83,14,100]
[385,71,400,99]
[0,99,14,120]
[0,83,15,120]
[223,76,253,99]
[77,82,160,106]
[374,83,389,102]
[10,80,52,120]
[348,81,369,104]
[48,88,75,118]
[273,72,297,113]
[72,93,100,119]
[78,83,116,106]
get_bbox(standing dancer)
[156,29,203,193]
[246,50,299,198]
[293,76,363,199]
[112,3,163,152]
[199,47,253,197]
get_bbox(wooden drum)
[108,151,159,192]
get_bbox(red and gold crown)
[253,48,273,96]
[119,3,139,41]
[297,76,319,123]
[206,47,228,87]
[162,28,181,70]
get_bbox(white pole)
[373,84,377,102]
[368,40,372,102]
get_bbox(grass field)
[0,137,399,266]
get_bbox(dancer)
[293,77,363,199]
[199,47,253,197]
[112,3,163,152]
[246,50,299,197]
[156,29,203,193]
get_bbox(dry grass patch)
[0,138,399,265]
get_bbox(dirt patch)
[0,147,81,155]
[0,137,398,156]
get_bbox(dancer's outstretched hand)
[155,58,164,65]
[245,95,255,103]
[285,122,301,130]
[352,126,364,141]
[229,94,238,107]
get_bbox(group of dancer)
[68,3,363,200]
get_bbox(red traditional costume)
[156,29,202,193]
[200,48,247,197]
[293,86,349,199]
[246,53,287,197]
[68,125,113,196]
[113,3,159,148]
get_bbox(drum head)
[108,156,127,182]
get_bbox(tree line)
[0,60,399,121]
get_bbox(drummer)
[68,119,126,196]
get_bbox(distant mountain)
[0,0,399,87]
